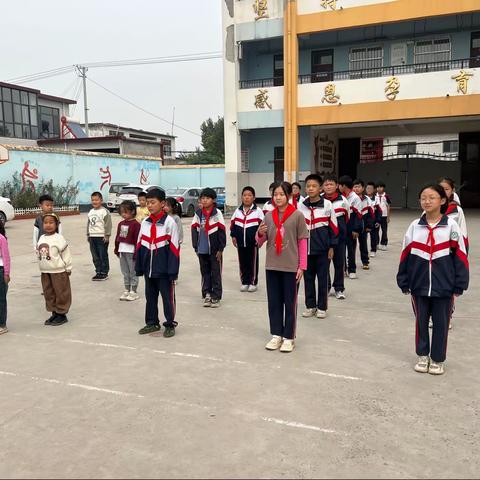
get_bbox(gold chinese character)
[385,76,400,101]
[254,89,272,110]
[253,0,269,20]
[320,0,337,10]
[451,70,474,95]
[322,83,340,104]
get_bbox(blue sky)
[0,0,224,150]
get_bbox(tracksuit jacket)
[324,192,349,240]
[345,191,364,234]
[358,194,375,230]
[446,202,469,251]
[191,207,227,254]
[230,204,264,247]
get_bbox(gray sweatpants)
[119,253,139,292]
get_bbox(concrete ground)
[0,210,479,479]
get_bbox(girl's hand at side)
[258,221,268,237]
[296,268,304,283]
[232,237,238,248]
[327,248,334,260]
[4,275,10,284]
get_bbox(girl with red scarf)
[257,182,309,353]
[290,182,305,209]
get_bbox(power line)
[5,66,74,84]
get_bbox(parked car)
[115,184,164,209]
[166,187,202,217]
[0,196,15,224]
[107,182,129,212]
[213,187,225,211]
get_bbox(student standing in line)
[366,181,381,258]
[33,194,62,251]
[262,182,276,215]
[298,174,338,319]
[230,186,264,292]
[353,179,374,271]
[376,182,391,250]
[136,192,150,223]
[87,192,112,281]
[397,183,468,375]
[0,221,11,335]
[164,197,184,246]
[256,181,309,353]
[290,182,305,209]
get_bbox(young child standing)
[366,181,381,257]
[230,186,264,292]
[114,200,141,302]
[136,192,149,223]
[87,192,112,281]
[257,181,309,353]
[135,189,180,338]
[397,184,468,375]
[37,213,72,326]
[33,194,62,250]
[353,179,374,270]
[290,182,305,209]
[298,174,338,319]
[375,182,391,250]
[262,182,276,215]
[0,222,11,335]
[191,188,226,308]
[165,197,184,246]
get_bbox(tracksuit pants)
[370,226,379,253]
[379,217,388,246]
[346,234,357,274]
[144,276,177,328]
[119,253,139,292]
[411,295,454,363]
[238,246,259,286]
[89,237,110,275]
[266,270,298,340]
[41,272,72,315]
[304,252,329,311]
[198,253,223,300]
[0,267,8,328]
[358,230,370,266]
[328,237,346,293]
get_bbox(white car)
[0,196,15,224]
[115,184,164,208]
[107,182,129,212]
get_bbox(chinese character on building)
[322,84,340,104]
[253,0,269,20]
[385,76,400,101]
[320,0,337,10]
[254,89,272,110]
[451,70,474,95]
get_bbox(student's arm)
[33,226,39,251]
[114,223,121,256]
[0,236,11,280]
[104,210,112,240]
[396,222,414,293]
[191,213,200,252]
[386,195,392,222]
[328,202,339,248]
[58,221,63,236]
[451,223,469,295]
[60,239,73,273]
[167,218,180,281]
[86,216,90,239]
[217,210,227,252]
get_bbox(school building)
[222,0,480,208]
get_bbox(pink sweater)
[256,232,307,270]
[0,234,11,276]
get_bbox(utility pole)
[75,65,89,136]
[171,106,175,136]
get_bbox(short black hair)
[292,182,302,189]
[242,186,256,196]
[146,188,166,202]
[39,194,54,204]
[338,175,353,189]
[199,187,217,200]
[377,181,386,188]
[91,191,103,200]
[353,179,365,187]
[323,174,338,184]
[271,181,292,198]
[138,191,147,199]
[367,181,376,188]
[119,200,137,215]
[419,183,449,214]
[305,174,323,186]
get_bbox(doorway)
[459,132,480,207]
[338,138,361,178]
[470,32,480,68]
[273,146,284,182]
[311,49,334,83]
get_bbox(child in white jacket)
[37,213,72,326]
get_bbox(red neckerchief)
[426,223,439,264]
[445,202,457,215]
[325,192,339,202]
[242,205,252,222]
[202,207,214,233]
[149,212,165,246]
[292,193,300,209]
[272,204,296,255]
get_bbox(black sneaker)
[50,314,68,326]
[92,274,102,281]
[97,274,109,281]
[45,312,57,325]
[163,326,176,338]
[138,325,160,335]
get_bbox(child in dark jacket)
[397,183,469,376]
[135,189,180,338]
[115,201,141,302]
[191,188,226,308]
[230,186,264,292]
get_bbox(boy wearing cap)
[191,188,227,307]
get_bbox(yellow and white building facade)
[222,0,480,207]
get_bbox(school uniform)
[345,191,363,274]
[135,213,180,329]
[376,192,391,247]
[290,194,305,209]
[191,207,227,300]
[368,194,381,253]
[324,192,349,293]
[262,200,275,216]
[446,202,469,252]
[230,204,264,287]
[298,197,338,312]
[358,194,374,266]
[397,215,469,363]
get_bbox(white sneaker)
[127,291,139,301]
[119,290,130,301]
[280,339,295,353]
[302,308,317,317]
[203,295,212,307]
[247,285,257,292]
[0,326,8,335]
[380,245,388,251]
[428,361,445,375]
[335,291,346,300]
[370,252,376,258]
[265,335,283,350]
[414,356,430,373]
[349,273,358,280]
[316,310,327,319]
[240,285,249,292]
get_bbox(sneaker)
[380,245,388,251]
[349,273,358,280]
[302,308,317,317]
[0,326,8,335]
[210,299,220,308]
[126,291,139,301]
[428,361,445,375]
[265,335,283,351]
[247,285,257,292]
[203,295,212,307]
[240,285,249,292]
[429,319,433,329]
[92,274,102,281]
[120,291,130,301]
[280,339,295,353]
[335,291,346,300]
[50,314,68,326]
[316,310,327,319]
[414,356,430,373]
[370,252,376,258]
[362,265,370,270]
[45,312,57,325]
[163,326,176,338]
[138,325,161,335]
[97,274,109,281]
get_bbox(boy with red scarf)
[290,182,305,209]
[191,188,227,308]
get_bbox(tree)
[200,117,224,162]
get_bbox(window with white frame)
[414,38,451,65]
[349,46,383,73]
[241,149,249,172]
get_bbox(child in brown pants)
[36,213,72,326]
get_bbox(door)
[391,43,407,70]
[338,138,360,178]
[311,49,334,83]
[470,32,480,68]
[273,54,284,86]
[273,146,284,182]
[460,132,480,207]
